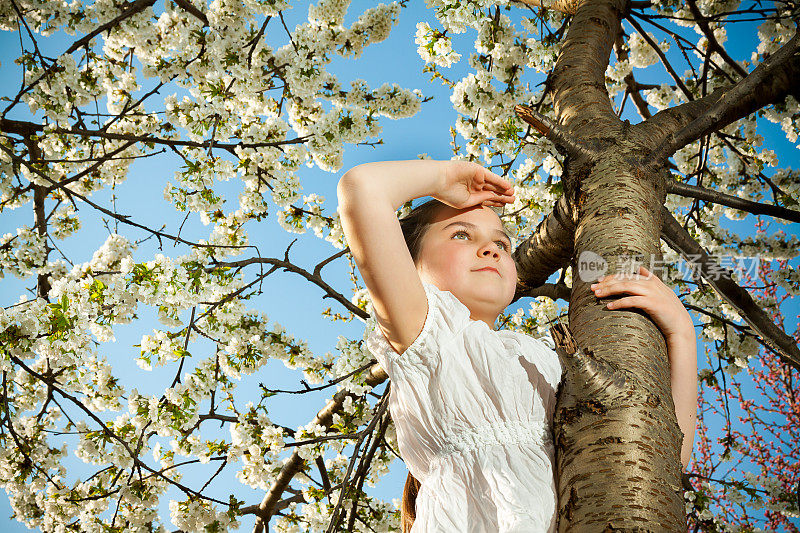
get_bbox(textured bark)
[550,0,626,136]
[630,88,725,149]
[550,321,683,529]
[517,0,687,527]
[560,141,685,531]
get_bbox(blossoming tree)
[0,0,798,531]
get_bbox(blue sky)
[0,1,798,531]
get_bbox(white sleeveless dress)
[363,282,562,532]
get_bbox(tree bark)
[512,195,575,301]
[520,0,687,529]
[557,141,685,530]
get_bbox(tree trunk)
[552,141,685,530]
[518,0,687,527]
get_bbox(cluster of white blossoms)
[627,30,668,68]
[416,21,462,67]
[0,226,48,279]
[741,472,800,518]
[643,83,681,111]
[2,0,800,529]
[762,95,800,144]
[683,486,741,530]
[169,498,238,532]
[332,335,375,395]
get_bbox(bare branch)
[625,15,693,101]
[660,207,800,371]
[512,195,575,302]
[212,255,366,320]
[323,389,390,533]
[23,135,52,300]
[667,180,800,223]
[684,0,748,79]
[515,104,596,159]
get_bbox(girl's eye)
[452,231,510,252]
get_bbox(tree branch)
[212,255,367,320]
[632,86,726,148]
[523,282,572,301]
[515,104,596,159]
[0,142,251,253]
[512,195,575,302]
[172,0,209,26]
[667,180,800,223]
[613,37,654,120]
[0,119,310,155]
[2,0,158,117]
[660,207,800,371]
[625,16,693,101]
[549,0,627,135]
[252,365,390,533]
[645,27,800,165]
[510,0,582,14]
[684,0,748,79]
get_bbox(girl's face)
[415,204,517,330]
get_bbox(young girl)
[336,159,698,532]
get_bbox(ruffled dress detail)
[363,282,563,532]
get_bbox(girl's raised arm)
[336,160,515,355]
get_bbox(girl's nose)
[480,244,500,258]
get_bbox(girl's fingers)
[484,170,514,190]
[475,190,502,204]
[606,296,649,310]
[483,180,514,195]
[591,279,650,296]
[482,196,514,207]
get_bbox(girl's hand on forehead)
[433,160,516,210]
[590,265,694,341]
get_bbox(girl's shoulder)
[363,281,473,372]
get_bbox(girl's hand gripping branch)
[590,265,698,469]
